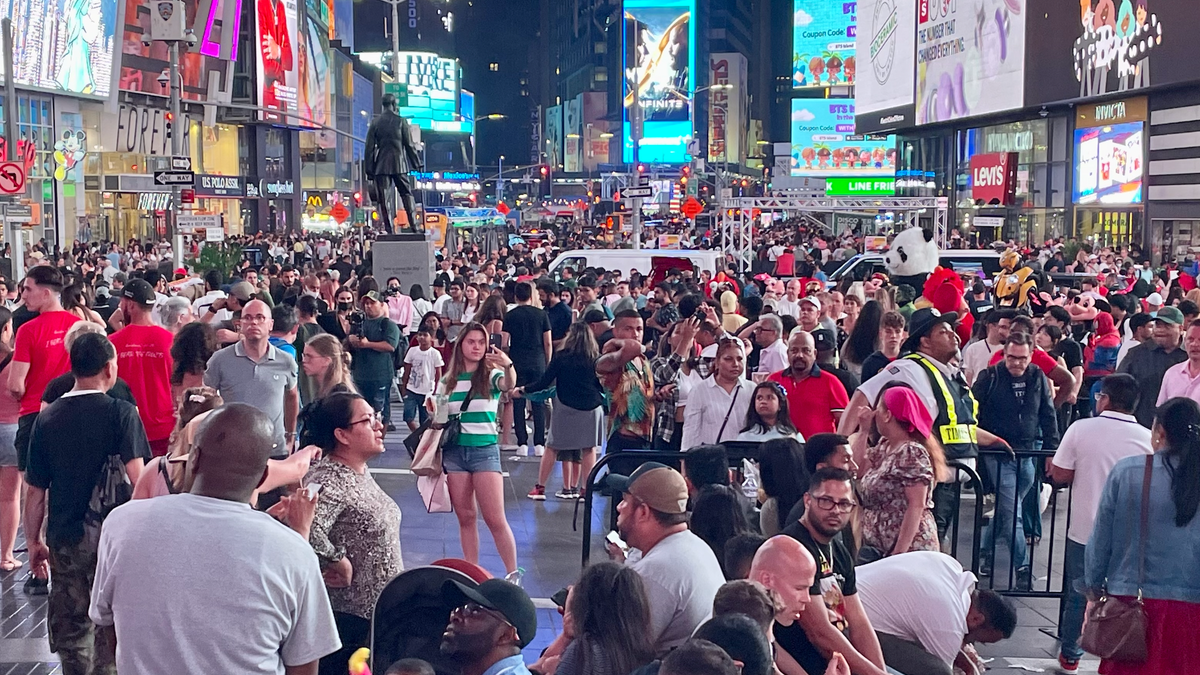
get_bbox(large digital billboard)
[1073,121,1144,205]
[622,0,694,164]
[6,0,119,98]
[393,52,461,132]
[915,0,1026,124]
[791,100,896,177]
[299,3,330,135]
[256,0,300,119]
[792,0,856,88]
[120,0,235,101]
[855,0,916,116]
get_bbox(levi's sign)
[969,152,1018,205]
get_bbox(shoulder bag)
[1079,455,1152,663]
[409,388,474,478]
[714,384,742,442]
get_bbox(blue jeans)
[356,378,393,425]
[982,455,1035,570]
[1059,539,1087,660]
[403,390,429,425]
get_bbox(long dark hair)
[843,300,883,365]
[691,484,752,578]
[1154,397,1200,526]
[298,391,366,454]
[170,322,219,385]
[567,562,655,675]
[741,381,798,435]
[759,437,809,531]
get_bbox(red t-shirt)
[987,346,1059,375]
[13,311,80,416]
[769,366,849,440]
[110,323,177,441]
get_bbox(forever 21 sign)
[969,152,1018,206]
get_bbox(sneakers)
[1016,565,1033,592]
[527,485,546,501]
[554,488,579,500]
[1057,654,1080,673]
[23,573,48,596]
[534,445,546,457]
[517,444,529,457]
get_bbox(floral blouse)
[306,459,403,619]
[858,439,939,555]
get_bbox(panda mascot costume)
[883,227,974,344]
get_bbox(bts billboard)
[791,99,896,178]
[793,0,857,88]
[622,0,695,164]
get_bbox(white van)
[828,250,1004,284]
[547,249,724,279]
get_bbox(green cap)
[1155,306,1184,326]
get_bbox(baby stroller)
[369,560,492,675]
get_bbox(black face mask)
[388,286,400,293]
[337,301,353,311]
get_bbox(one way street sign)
[154,171,195,186]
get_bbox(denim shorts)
[0,423,17,467]
[403,391,429,424]
[442,443,502,474]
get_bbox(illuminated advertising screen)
[792,0,856,88]
[915,0,1026,124]
[622,0,695,164]
[392,52,463,132]
[790,99,896,177]
[1073,122,1144,205]
[256,0,301,120]
[298,7,330,133]
[120,0,236,100]
[6,0,118,98]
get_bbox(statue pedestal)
[371,233,435,290]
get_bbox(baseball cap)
[901,307,958,353]
[810,328,837,352]
[121,279,157,307]
[583,309,609,324]
[800,296,821,311]
[442,579,537,648]
[606,462,689,515]
[1155,306,1184,326]
[229,281,256,302]
[362,290,384,303]
[1147,292,1164,307]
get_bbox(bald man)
[769,331,849,440]
[749,536,817,626]
[89,404,341,675]
[204,299,299,456]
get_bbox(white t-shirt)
[857,551,976,668]
[1051,411,1153,544]
[773,297,801,319]
[90,493,341,675]
[960,338,1002,386]
[404,345,445,395]
[629,529,726,656]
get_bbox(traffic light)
[637,164,645,173]
[680,176,688,185]
[164,112,173,139]
[353,191,362,206]
[540,166,549,177]
[741,179,749,187]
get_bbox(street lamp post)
[497,155,504,203]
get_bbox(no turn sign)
[0,162,26,195]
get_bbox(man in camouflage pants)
[23,332,150,675]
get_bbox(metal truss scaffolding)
[719,195,949,272]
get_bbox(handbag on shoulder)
[1079,455,1152,663]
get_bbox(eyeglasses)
[451,603,515,630]
[241,314,270,324]
[812,495,857,514]
[348,412,383,428]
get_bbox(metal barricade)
[576,445,1071,617]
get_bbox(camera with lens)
[348,310,366,338]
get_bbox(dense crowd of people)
[0,226,1197,675]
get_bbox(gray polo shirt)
[204,341,297,456]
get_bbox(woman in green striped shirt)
[437,321,519,574]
